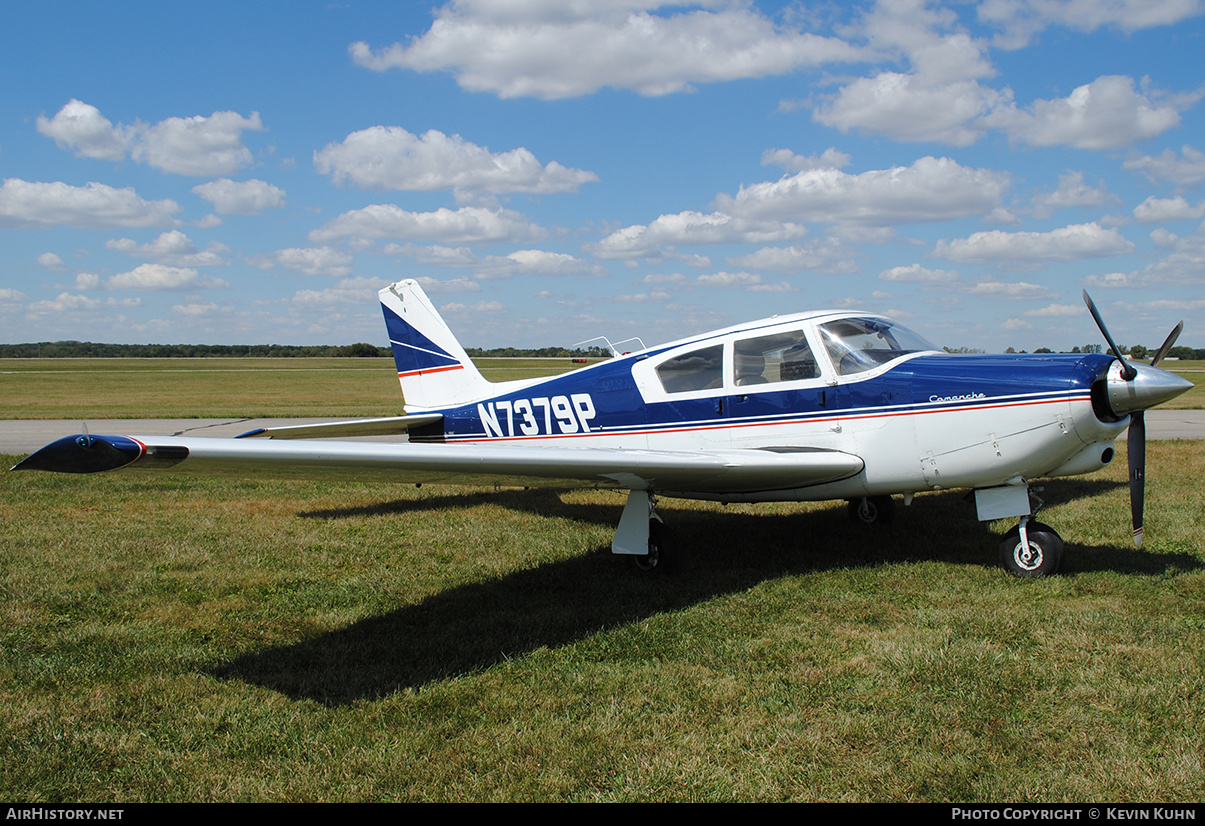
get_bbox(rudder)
[379,279,493,410]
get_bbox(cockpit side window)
[656,344,723,393]
[734,330,818,385]
[819,317,939,376]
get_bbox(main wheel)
[999,521,1064,577]
[847,495,895,526]
[629,519,676,574]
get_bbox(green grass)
[2,443,1203,801]
[0,357,595,419]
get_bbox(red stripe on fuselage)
[448,394,1090,444]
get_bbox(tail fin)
[379,279,494,410]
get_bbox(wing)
[13,433,864,495]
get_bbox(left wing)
[13,433,864,495]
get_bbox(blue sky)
[2,0,1202,352]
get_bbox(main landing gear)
[612,490,677,574]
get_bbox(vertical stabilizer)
[379,280,493,410]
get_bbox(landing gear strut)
[612,490,678,574]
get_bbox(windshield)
[819,317,941,376]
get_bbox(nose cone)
[1106,360,1195,416]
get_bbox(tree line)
[0,341,614,359]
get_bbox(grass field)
[0,357,598,419]
[2,441,1204,802]
[1,356,1201,419]
[3,355,1203,801]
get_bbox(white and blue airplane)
[14,281,1193,577]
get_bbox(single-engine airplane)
[13,282,1193,577]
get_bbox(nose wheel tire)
[999,521,1064,577]
[847,495,895,526]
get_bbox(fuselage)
[408,310,1131,503]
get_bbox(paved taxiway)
[2,412,1204,456]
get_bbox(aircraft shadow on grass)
[211,481,1200,707]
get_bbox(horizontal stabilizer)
[235,413,443,440]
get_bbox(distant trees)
[0,341,614,359]
[0,341,392,358]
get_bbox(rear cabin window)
[656,345,723,393]
[734,331,818,385]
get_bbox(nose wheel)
[999,520,1064,577]
[847,495,895,525]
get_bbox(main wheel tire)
[847,495,895,526]
[629,519,676,574]
[999,521,1064,577]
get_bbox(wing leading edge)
[13,434,864,495]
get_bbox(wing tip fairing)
[12,434,147,474]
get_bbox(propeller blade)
[1083,290,1137,380]
[1128,411,1146,548]
[1149,321,1184,368]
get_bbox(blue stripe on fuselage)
[429,352,1110,443]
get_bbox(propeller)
[1082,291,1184,547]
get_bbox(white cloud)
[389,243,607,278]
[171,302,228,317]
[695,271,796,292]
[286,276,382,308]
[0,288,28,301]
[1123,145,1205,187]
[959,279,1057,299]
[0,179,180,229]
[726,240,860,274]
[815,73,1004,146]
[812,0,1004,146]
[314,127,597,195]
[716,157,1010,226]
[933,222,1136,264]
[985,75,1184,150]
[1023,303,1085,318]
[412,276,482,294]
[1084,220,1205,286]
[37,100,265,176]
[36,99,133,161]
[1030,172,1116,217]
[485,249,607,278]
[979,0,1205,48]
[37,252,67,271]
[192,179,286,214]
[275,247,354,277]
[108,263,228,290]
[133,111,265,176]
[880,264,959,283]
[350,1,863,99]
[761,147,851,172]
[106,230,228,267]
[309,204,548,244]
[590,210,807,260]
[1132,196,1205,223]
[28,292,141,313]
